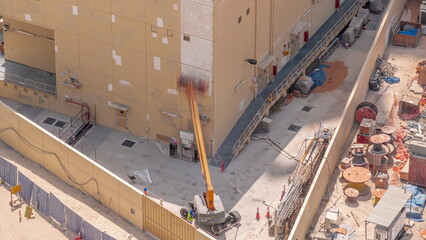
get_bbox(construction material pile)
[369,57,398,91]
[356,7,371,26]
[342,27,356,46]
[349,17,364,37]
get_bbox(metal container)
[409,154,426,187]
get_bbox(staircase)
[59,109,93,146]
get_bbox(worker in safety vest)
[187,209,196,223]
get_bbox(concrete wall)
[3,18,55,72]
[288,0,406,239]
[0,101,212,240]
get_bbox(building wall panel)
[79,36,113,76]
[4,18,55,72]
[78,0,112,13]
[111,0,146,22]
[12,0,46,25]
[45,0,78,34]
[112,47,147,86]
[0,0,13,16]
[112,16,146,52]
[78,7,112,43]
[54,30,80,67]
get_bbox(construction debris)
[418,60,426,85]
[369,57,398,91]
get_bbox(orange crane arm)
[186,84,215,211]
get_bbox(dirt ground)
[309,37,426,240]
[0,184,68,240]
[0,141,157,240]
[312,61,349,93]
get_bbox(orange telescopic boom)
[183,80,215,211]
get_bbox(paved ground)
[0,25,378,240]
[0,140,157,240]
[309,33,426,240]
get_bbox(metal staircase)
[58,105,93,146]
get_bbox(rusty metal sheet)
[409,154,426,187]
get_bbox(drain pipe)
[65,98,91,125]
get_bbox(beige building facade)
[0,0,343,155]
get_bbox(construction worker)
[187,209,196,223]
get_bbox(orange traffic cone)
[256,207,260,221]
[266,206,271,219]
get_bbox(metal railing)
[231,0,363,157]
[58,109,86,144]
[3,71,56,96]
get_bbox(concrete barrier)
[289,0,407,239]
[0,102,212,240]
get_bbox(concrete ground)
[309,36,426,239]
[0,26,378,239]
[0,140,157,240]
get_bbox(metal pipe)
[65,98,91,124]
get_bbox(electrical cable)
[251,134,310,162]
[0,127,105,204]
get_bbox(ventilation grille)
[157,134,171,143]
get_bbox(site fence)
[0,157,116,240]
[0,102,213,240]
[289,0,407,239]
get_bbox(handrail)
[231,0,363,157]
[58,109,84,140]
[3,71,56,96]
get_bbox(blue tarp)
[384,76,400,84]
[310,65,329,89]
[397,29,419,36]
[403,184,426,222]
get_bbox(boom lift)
[178,76,241,234]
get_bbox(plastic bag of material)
[294,75,314,94]
[310,65,329,89]
[397,29,419,36]
[384,76,400,84]
[130,169,153,184]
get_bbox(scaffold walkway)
[216,0,366,167]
